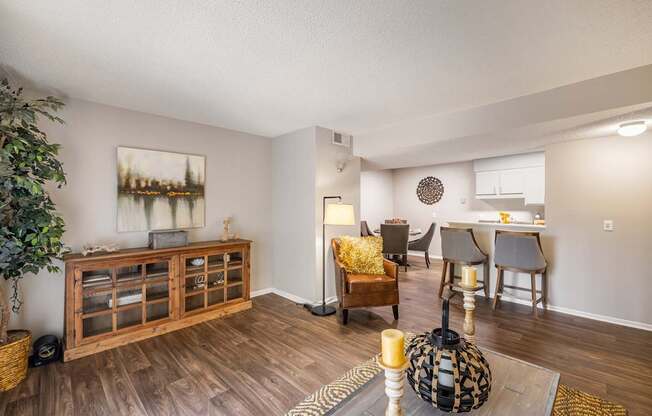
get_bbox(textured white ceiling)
[2,0,652,140]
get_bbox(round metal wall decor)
[416,176,444,205]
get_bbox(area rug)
[286,336,627,415]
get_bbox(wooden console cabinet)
[63,239,252,361]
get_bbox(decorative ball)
[406,329,492,413]
[416,176,444,204]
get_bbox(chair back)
[380,224,409,255]
[440,227,487,264]
[494,230,547,272]
[360,220,373,237]
[408,222,436,251]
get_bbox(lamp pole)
[311,195,341,316]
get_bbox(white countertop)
[446,220,546,230]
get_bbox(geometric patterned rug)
[285,336,627,415]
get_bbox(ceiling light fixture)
[617,121,647,137]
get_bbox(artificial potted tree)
[0,79,66,391]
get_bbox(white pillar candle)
[438,352,455,387]
[461,266,477,287]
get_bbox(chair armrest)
[383,258,398,279]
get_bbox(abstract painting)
[117,147,205,232]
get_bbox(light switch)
[460,197,467,205]
[603,220,614,232]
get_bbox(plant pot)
[0,330,31,391]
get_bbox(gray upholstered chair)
[439,227,490,298]
[407,222,436,268]
[493,230,547,314]
[380,223,410,272]
[360,220,373,237]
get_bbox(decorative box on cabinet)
[63,239,252,361]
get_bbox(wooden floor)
[2,257,651,415]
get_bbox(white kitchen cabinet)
[473,152,545,204]
[498,169,525,195]
[524,166,545,205]
[475,171,499,195]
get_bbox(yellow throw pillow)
[337,236,385,275]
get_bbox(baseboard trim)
[251,288,274,298]
[407,251,443,260]
[497,294,652,331]
[254,286,651,332]
[251,287,337,307]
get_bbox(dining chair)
[407,222,436,268]
[493,230,547,314]
[380,223,410,272]
[439,227,490,298]
[360,220,373,237]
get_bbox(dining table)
[373,228,422,241]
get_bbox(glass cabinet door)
[225,250,244,302]
[143,258,173,323]
[82,313,113,339]
[76,257,173,344]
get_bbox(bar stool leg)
[448,263,455,289]
[438,260,448,298]
[530,272,538,316]
[492,267,502,310]
[483,261,490,298]
[541,270,548,308]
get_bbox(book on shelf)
[108,292,142,308]
[82,274,111,287]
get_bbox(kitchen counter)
[446,220,546,230]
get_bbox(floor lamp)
[311,196,355,316]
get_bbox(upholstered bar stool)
[438,227,490,298]
[493,230,547,314]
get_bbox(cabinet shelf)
[146,270,168,279]
[146,297,169,306]
[116,302,142,313]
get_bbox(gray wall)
[315,127,360,302]
[272,127,317,301]
[4,98,274,339]
[545,132,652,325]
[360,170,395,231]
[271,126,360,303]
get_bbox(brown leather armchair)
[331,239,400,325]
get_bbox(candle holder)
[405,298,492,413]
[377,358,410,416]
[459,282,483,344]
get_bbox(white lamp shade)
[324,203,355,225]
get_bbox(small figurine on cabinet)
[222,217,232,241]
[221,217,238,241]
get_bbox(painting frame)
[116,146,206,232]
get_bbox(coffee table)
[327,349,560,416]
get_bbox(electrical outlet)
[603,220,614,232]
[460,197,467,205]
